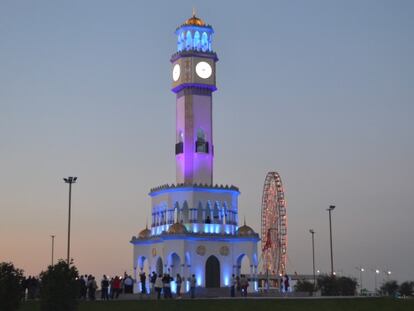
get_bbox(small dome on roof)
[168,222,188,234]
[138,227,151,239]
[184,10,206,27]
[184,15,205,26]
[237,219,256,236]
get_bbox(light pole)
[385,270,391,281]
[373,269,380,294]
[50,235,55,266]
[327,205,335,275]
[309,229,316,288]
[63,176,77,265]
[356,267,364,295]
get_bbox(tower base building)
[131,13,259,292]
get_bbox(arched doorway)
[156,257,163,276]
[205,255,220,288]
[169,253,181,277]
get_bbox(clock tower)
[132,13,259,291]
[171,13,218,185]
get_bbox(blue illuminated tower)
[171,14,217,185]
[132,13,259,291]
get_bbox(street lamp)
[385,270,391,281]
[355,267,364,295]
[373,269,380,294]
[326,205,335,275]
[309,229,316,288]
[50,235,55,266]
[63,176,77,265]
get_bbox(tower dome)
[168,222,188,234]
[184,14,206,26]
[138,227,151,239]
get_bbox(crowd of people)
[21,271,255,301]
[78,273,135,300]
[230,274,249,297]
[22,276,41,300]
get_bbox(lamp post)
[355,267,364,295]
[309,229,316,288]
[374,269,380,294]
[63,176,77,265]
[50,235,55,266]
[385,270,391,281]
[326,205,335,275]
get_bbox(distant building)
[131,13,259,291]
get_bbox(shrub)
[380,280,399,297]
[399,281,414,297]
[40,260,80,311]
[294,279,315,296]
[317,275,357,296]
[0,262,25,311]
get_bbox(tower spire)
[192,7,196,17]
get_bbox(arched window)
[185,31,192,51]
[205,201,212,223]
[196,128,208,153]
[222,202,228,224]
[197,128,205,142]
[177,33,183,51]
[197,201,203,223]
[213,201,220,223]
[177,130,184,143]
[174,202,180,223]
[201,32,208,52]
[193,31,201,50]
[182,201,189,223]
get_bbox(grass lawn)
[18,298,414,311]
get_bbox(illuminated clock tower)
[171,14,217,185]
[132,13,259,291]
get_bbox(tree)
[0,262,25,311]
[317,275,340,296]
[317,275,357,296]
[399,281,414,297]
[40,260,80,311]
[380,280,399,297]
[294,279,315,296]
[337,276,357,296]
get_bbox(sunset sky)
[1,0,413,290]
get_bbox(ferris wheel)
[260,172,287,276]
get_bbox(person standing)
[189,274,196,299]
[154,274,163,300]
[150,272,157,294]
[284,274,290,294]
[79,275,87,300]
[240,275,248,297]
[113,276,121,299]
[139,272,147,294]
[123,274,133,294]
[101,275,109,300]
[230,274,236,297]
[176,273,182,298]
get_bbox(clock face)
[172,64,180,81]
[195,61,212,79]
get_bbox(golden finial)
[192,7,196,17]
